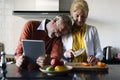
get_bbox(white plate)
[39,65,73,76]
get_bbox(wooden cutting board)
[65,62,108,72]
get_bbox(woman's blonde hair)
[70,0,89,17]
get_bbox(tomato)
[50,58,59,67]
[50,58,64,67]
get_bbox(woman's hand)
[87,55,98,65]
[65,49,74,58]
[36,54,50,67]
[64,49,75,62]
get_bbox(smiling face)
[46,19,69,38]
[71,10,87,27]
[70,0,89,27]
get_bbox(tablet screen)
[22,40,45,64]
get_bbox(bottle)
[1,51,7,80]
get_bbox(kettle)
[103,46,112,61]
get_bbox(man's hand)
[16,55,24,67]
[36,54,50,67]
[15,55,28,68]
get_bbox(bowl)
[39,65,73,76]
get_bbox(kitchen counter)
[0,64,120,80]
[102,58,120,64]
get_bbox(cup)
[117,53,120,60]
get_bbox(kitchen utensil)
[65,62,108,72]
[68,48,85,62]
[73,48,86,57]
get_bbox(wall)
[87,0,120,53]
[0,0,120,55]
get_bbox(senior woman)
[62,0,103,65]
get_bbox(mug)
[117,53,120,60]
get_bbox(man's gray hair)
[54,15,72,29]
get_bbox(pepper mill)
[1,51,7,80]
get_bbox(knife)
[73,48,86,57]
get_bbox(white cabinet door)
[14,0,36,11]
[14,0,59,11]
[36,0,59,11]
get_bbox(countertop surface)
[0,64,120,80]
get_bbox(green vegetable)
[46,65,54,71]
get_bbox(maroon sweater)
[15,20,63,60]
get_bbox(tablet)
[22,40,45,64]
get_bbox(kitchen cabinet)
[13,0,72,16]
[14,0,72,11]
[14,0,36,11]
